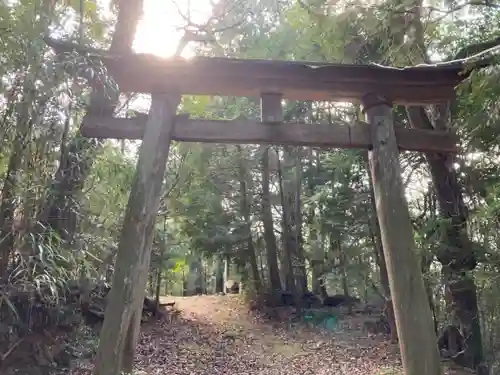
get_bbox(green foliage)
[3,0,500,371]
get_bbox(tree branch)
[454,35,500,60]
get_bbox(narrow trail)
[64,295,473,375]
[66,294,473,375]
[132,295,403,375]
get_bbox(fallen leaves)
[2,294,474,375]
[63,294,459,375]
[101,295,402,375]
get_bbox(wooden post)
[362,93,441,375]
[260,93,283,123]
[93,92,180,375]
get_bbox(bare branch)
[171,0,203,29]
[172,0,248,38]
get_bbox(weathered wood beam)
[363,93,441,375]
[100,55,464,104]
[81,115,459,153]
[45,39,469,104]
[94,93,180,375]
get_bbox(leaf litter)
[69,294,402,375]
[69,295,469,375]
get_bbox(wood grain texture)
[81,115,459,153]
[99,54,464,103]
[94,93,180,375]
[365,95,442,375]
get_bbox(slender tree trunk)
[282,148,307,295]
[257,241,266,285]
[404,8,483,367]
[261,146,281,300]
[339,240,353,314]
[202,259,208,294]
[277,150,297,299]
[148,273,154,295]
[0,80,35,276]
[154,233,167,313]
[407,107,483,369]
[339,241,349,296]
[364,152,397,341]
[182,269,187,296]
[293,149,307,293]
[236,145,262,294]
[310,227,324,296]
[40,0,144,243]
[223,254,230,291]
[308,150,323,295]
[187,257,203,295]
[154,269,162,315]
[214,255,224,293]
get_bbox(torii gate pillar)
[362,93,441,375]
[94,92,181,375]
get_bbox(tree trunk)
[93,93,180,375]
[277,150,297,299]
[214,255,224,293]
[153,270,162,315]
[147,273,153,295]
[202,259,208,294]
[182,269,187,296]
[236,145,262,295]
[257,239,266,286]
[282,147,307,295]
[364,94,441,375]
[308,150,323,295]
[400,6,484,362]
[279,219,294,292]
[0,80,35,276]
[338,241,348,296]
[339,241,353,314]
[310,229,324,296]
[187,257,203,296]
[40,0,144,242]
[293,149,307,294]
[261,146,281,300]
[363,151,398,341]
[406,106,483,369]
[223,254,230,291]
[154,235,167,313]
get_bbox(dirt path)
[130,295,403,375]
[66,294,471,375]
[2,295,474,375]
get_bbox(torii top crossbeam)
[103,54,466,104]
[46,39,470,153]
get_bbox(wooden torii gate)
[86,53,465,375]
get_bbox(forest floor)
[65,294,404,375]
[63,294,475,375]
[134,294,403,375]
[109,294,408,375]
[2,294,474,375]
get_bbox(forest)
[1,0,500,374]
